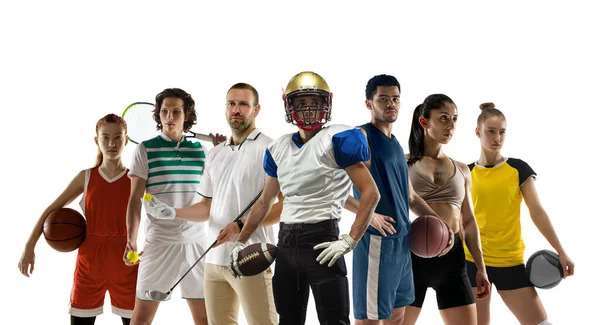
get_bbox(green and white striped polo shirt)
[129,133,206,244]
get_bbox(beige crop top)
[408,158,465,208]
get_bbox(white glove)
[313,234,357,267]
[142,194,176,220]
[228,241,246,279]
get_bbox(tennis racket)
[122,102,213,144]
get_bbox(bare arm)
[18,170,85,277]
[24,170,85,250]
[344,195,359,213]
[521,176,574,277]
[460,165,486,270]
[125,176,146,253]
[175,197,212,222]
[235,176,281,244]
[343,127,394,237]
[460,164,491,298]
[215,190,283,246]
[345,162,380,241]
[259,192,284,226]
[521,177,565,254]
[407,179,439,218]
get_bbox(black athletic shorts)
[466,261,532,291]
[410,234,474,310]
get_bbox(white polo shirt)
[199,128,277,266]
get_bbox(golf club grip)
[193,132,212,142]
[168,189,264,291]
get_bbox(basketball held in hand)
[409,215,450,258]
[43,208,86,252]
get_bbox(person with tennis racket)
[143,83,282,324]
[227,71,381,325]
[19,114,137,325]
[122,102,226,146]
[124,88,211,325]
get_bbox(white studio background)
[1,1,597,324]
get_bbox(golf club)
[145,189,264,301]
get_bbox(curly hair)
[153,88,197,132]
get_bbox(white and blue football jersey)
[264,124,369,224]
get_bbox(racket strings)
[123,103,160,144]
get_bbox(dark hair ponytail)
[408,104,425,164]
[407,94,455,164]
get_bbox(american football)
[236,243,277,276]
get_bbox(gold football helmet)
[282,71,332,131]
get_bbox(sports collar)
[158,133,185,143]
[474,157,508,168]
[224,128,262,147]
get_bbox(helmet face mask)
[286,92,331,131]
[283,71,332,131]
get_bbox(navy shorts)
[353,232,414,320]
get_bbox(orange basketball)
[43,208,86,252]
[409,215,450,258]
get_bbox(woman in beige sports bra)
[401,94,491,325]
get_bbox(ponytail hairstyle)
[407,94,455,164]
[477,102,505,126]
[94,114,128,168]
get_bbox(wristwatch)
[236,219,244,230]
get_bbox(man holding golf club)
[143,83,282,325]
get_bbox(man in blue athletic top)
[345,75,451,324]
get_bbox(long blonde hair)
[94,114,128,168]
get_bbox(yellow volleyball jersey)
[464,158,536,267]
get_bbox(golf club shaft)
[166,189,264,293]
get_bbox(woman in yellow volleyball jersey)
[465,102,575,325]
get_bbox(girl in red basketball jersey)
[402,94,491,325]
[464,103,575,325]
[18,114,137,325]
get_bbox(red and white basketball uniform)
[68,167,138,318]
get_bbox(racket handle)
[194,133,213,142]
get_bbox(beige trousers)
[204,263,277,325]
